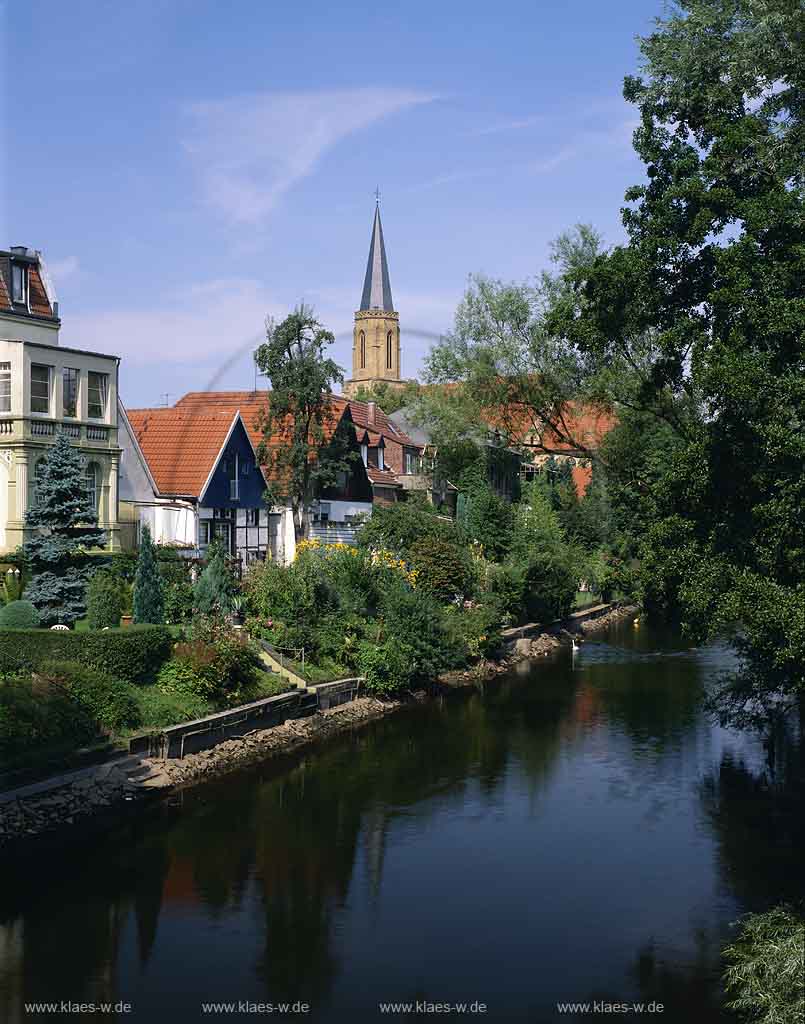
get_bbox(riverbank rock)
[580,604,640,634]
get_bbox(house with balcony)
[0,246,122,553]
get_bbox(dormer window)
[11,263,27,305]
[377,443,384,470]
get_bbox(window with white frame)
[246,508,259,526]
[30,365,51,414]
[63,368,79,418]
[0,362,11,414]
[199,520,212,545]
[404,450,422,475]
[11,264,27,305]
[87,372,108,420]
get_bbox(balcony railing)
[0,418,115,443]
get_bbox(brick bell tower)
[343,197,404,397]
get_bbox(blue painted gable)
[199,418,265,510]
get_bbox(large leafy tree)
[254,306,356,540]
[426,0,804,729]
[22,431,107,626]
[549,0,805,728]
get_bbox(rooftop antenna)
[375,185,381,205]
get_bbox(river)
[1,619,802,1023]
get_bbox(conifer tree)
[194,540,235,617]
[132,524,164,624]
[23,431,106,626]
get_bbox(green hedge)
[0,625,173,683]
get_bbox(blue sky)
[2,0,662,407]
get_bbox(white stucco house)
[0,246,122,554]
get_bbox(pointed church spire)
[360,201,394,312]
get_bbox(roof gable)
[126,406,239,497]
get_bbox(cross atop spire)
[360,202,394,312]
[374,185,381,205]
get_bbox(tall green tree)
[133,524,164,624]
[549,0,805,728]
[22,431,106,626]
[254,306,356,540]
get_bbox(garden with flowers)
[241,481,613,694]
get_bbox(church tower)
[343,200,404,397]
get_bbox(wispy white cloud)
[529,146,579,174]
[528,117,639,174]
[182,87,438,226]
[46,256,81,283]
[61,275,457,404]
[471,114,545,137]
[62,278,283,373]
[405,167,492,193]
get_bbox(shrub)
[0,625,172,682]
[380,587,462,684]
[0,675,98,758]
[724,906,805,1024]
[444,600,504,661]
[0,600,40,629]
[487,562,526,620]
[162,618,262,703]
[521,552,577,623]
[157,656,213,702]
[460,485,515,562]
[133,524,165,624]
[358,639,413,696]
[194,540,235,617]
[86,570,124,629]
[356,499,463,557]
[409,537,474,603]
[244,555,335,651]
[164,580,194,625]
[38,660,140,733]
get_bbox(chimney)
[367,401,377,427]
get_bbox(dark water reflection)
[1,620,802,1023]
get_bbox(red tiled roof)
[366,466,401,488]
[126,407,238,496]
[346,399,414,445]
[174,390,346,452]
[28,265,52,317]
[0,269,10,309]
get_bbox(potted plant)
[230,595,245,627]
